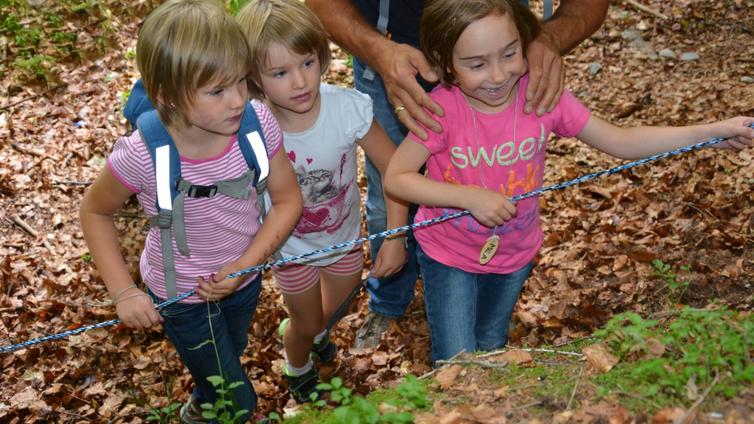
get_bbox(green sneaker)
[278,318,338,363]
[285,365,321,403]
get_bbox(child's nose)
[230,85,247,109]
[490,64,506,83]
[291,69,306,89]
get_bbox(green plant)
[651,259,690,305]
[295,375,428,423]
[594,308,754,412]
[14,27,41,48]
[141,376,182,424]
[192,302,248,423]
[594,311,658,358]
[227,0,250,15]
[1,14,21,34]
[14,55,50,81]
[200,375,249,423]
[145,400,181,423]
[317,377,353,406]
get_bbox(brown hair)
[136,0,252,127]
[420,0,540,85]
[237,0,331,99]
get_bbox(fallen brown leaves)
[1,0,753,422]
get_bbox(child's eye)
[272,70,286,78]
[503,50,517,59]
[304,58,316,69]
[469,62,484,70]
[210,88,224,96]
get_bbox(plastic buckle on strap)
[151,211,173,229]
[187,184,218,198]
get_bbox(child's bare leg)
[321,269,362,325]
[282,283,324,368]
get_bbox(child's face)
[451,12,526,114]
[259,42,321,116]
[181,73,249,136]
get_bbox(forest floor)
[0,0,753,423]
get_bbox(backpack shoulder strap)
[237,102,269,190]
[136,110,181,211]
[124,79,156,130]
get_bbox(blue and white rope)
[1,128,749,354]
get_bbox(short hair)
[136,0,252,127]
[237,0,331,99]
[420,0,541,86]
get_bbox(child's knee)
[289,317,324,339]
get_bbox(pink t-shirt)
[408,75,590,274]
[108,102,283,302]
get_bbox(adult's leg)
[353,58,418,319]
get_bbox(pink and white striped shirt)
[108,102,283,302]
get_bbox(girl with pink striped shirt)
[79,0,302,420]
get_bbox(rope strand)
[1,127,749,354]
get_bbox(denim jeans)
[417,244,534,364]
[149,275,261,421]
[354,58,420,318]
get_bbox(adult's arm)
[525,0,609,115]
[306,0,443,140]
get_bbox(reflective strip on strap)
[155,145,173,210]
[245,130,269,181]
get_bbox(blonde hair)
[136,0,252,127]
[237,0,331,98]
[420,0,540,86]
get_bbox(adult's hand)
[374,43,443,140]
[524,32,565,116]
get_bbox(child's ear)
[155,88,173,109]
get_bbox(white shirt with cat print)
[278,83,372,266]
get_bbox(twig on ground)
[566,365,585,410]
[10,143,46,157]
[625,0,668,20]
[512,400,543,411]
[419,350,466,380]
[478,347,584,358]
[0,84,66,111]
[11,215,38,237]
[433,358,509,370]
[53,180,92,186]
[554,335,595,348]
[676,373,720,424]
[9,215,56,254]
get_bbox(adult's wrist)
[535,29,563,55]
[360,36,397,75]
